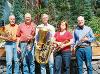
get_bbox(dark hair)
[57,20,68,32]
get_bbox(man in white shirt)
[35,14,55,74]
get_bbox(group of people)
[0,13,95,74]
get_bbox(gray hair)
[25,13,31,18]
[77,16,84,20]
[41,14,49,19]
[9,15,15,19]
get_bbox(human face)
[42,15,48,25]
[9,15,15,25]
[60,22,66,31]
[77,16,85,27]
[25,14,32,25]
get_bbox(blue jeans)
[20,43,35,74]
[54,50,71,74]
[5,41,19,74]
[76,46,92,74]
[40,52,54,74]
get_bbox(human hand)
[27,45,32,51]
[60,44,66,49]
[81,37,89,42]
[71,47,75,55]
[27,35,33,41]
[17,46,21,53]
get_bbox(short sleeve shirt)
[17,22,35,42]
[54,31,73,51]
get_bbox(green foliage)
[69,0,93,26]
[88,16,100,33]
[96,8,100,17]
[82,0,93,21]
[53,0,70,21]
[88,16,100,41]
[0,0,4,19]
[13,0,25,23]
[96,0,100,8]
[0,0,100,32]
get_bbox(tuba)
[35,27,52,64]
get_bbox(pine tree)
[83,0,93,21]
[52,0,70,22]
[13,0,25,23]
[0,0,4,20]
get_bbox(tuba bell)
[35,27,52,64]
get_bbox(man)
[35,14,55,74]
[16,13,35,74]
[0,15,19,74]
[73,16,95,74]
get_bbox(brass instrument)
[0,26,15,41]
[53,40,70,53]
[35,27,52,64]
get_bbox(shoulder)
[18,23,25,28]
[74,26,79,32]
[15,24,18,27]
[5,24,11,29]
[65,31,72,36]
[48,24,55,28]
[84,25,92,32]
[19,22,24,26]
[31,22,36,26]
[84,25,91,29]
[66,31,72,34]
[55,31,59,35]
[65,31,73,38]
[54,32,59,37]
[48,24,55,32]
[37,24,44,28]
[55,32,59,34]
[5,24,9,28]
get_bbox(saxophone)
[35,27,52,64]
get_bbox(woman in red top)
[54,20,73,74]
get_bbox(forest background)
[0,0,100,41]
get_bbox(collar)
[42,23,49,26]
[77,25,85,30]
[9,24,16,27]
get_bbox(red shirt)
[54,31,73,51]
[17,22,35,42]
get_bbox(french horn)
[0,26,15,41]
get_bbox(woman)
[54,20,73,74]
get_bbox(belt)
[77,45,90,48]
[6,41,16,43]
[20,41,28,43]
